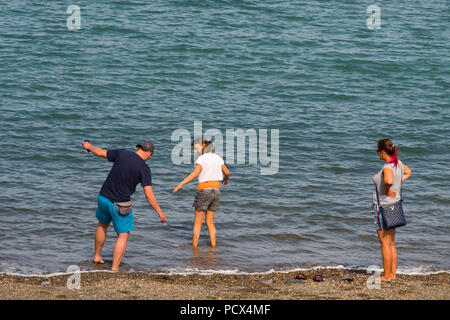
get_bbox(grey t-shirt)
[373,160,403,205]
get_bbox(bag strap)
[115,201,132,207]
[375,185,381,207]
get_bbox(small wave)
[0,269,116,278]
[2,265,448,277]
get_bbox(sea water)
[0,1,448,275]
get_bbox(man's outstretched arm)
[81,141,107,158]
[143,185,167,223]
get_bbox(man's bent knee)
[98,222,110,229]
[117,232,130,238]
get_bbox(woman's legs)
[193,210,205,248]
[390,229,397,279]
[206,210,216,247]
[377,229,397,281]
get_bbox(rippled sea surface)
[0,1,449,275]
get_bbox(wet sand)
[0,268,448,300]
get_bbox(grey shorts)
[193,189,221,211]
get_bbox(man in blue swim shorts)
[82,140,167,271]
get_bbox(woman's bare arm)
[173,164,202,193]
[221,164,230,185]
[383,167,396,198]
[402,163,412,182]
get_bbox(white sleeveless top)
[195,153,224,183]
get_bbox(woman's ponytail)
[192,137,215,154]
[377,139,399,168]
[388,144,399,168]
[202,139,214,154]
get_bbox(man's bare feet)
[93,257,104,264]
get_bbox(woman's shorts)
[373,203,385,231]
[96,194,134,234]
[193,188,220,211]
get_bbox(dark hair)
[377,139,399,168]
[191,136,214,154]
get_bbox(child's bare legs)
[193,210,216,248]
[206,210,216,247]
[193,210,205,248]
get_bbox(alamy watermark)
[66,5,380,31]
[367,5,381,30]
[66,265,81,290]
[66,5,81,30]
[171,121,279,175]
[366,265,381,289]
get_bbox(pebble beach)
[1,269,448,300]
[1,3,449,308]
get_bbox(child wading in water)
[173,137,230,248]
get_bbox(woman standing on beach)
[373,139,412,282]
[173,137,230,248]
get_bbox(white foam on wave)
[1,269,116,278]
[1,263,448,277]
[301,265,450,276]
[395,266,449,276]
[142,265,450,276]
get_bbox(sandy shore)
[0,268,448,300]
